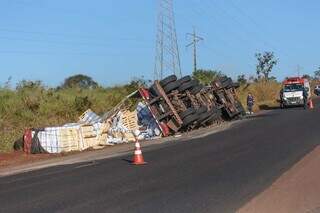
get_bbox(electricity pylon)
[187,28,204,73]
[154,0,182,80]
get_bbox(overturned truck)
[139,75,245,136]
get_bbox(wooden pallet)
[59,128,81,152]
[121,110,139,130]
[80,125,97,138]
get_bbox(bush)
[237,80,281,111]
[0,80,141,153]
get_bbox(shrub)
[237,80,281,111]
[0,80,141,153]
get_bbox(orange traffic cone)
[309,99,314,109]
[132,140,147,165]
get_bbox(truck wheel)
[149,84,160,97]
[221,78,233,88]
[179,107,196,119]
[191,85,203,94]
[204,112,220,123]
[219,76,229,83]
[232,82,240,89]
[178,75,192,84]
[163,80,182,93]
[160,75,177,87]
[197,111,213,123]
[235,101,245,115]
[178,79,199,92]
[197,106,208,114]
[182,113,200,127]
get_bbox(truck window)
[283,84,303,92]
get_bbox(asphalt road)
[0,100,319,213]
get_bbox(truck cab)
[280,77,310,108]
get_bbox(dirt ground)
[0,151,63,168]
[238,145,320,213]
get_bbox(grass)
[0,83,138,153]
[237,80,282,112]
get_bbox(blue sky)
[0,0,319,87]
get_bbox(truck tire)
[197,111,212,123]
[197,106,207,114]
[219,76,229,83]
[231,82,240,89]
[191,85,203,94]
[207,112,220,122]
[178,75,192,84]
[178,79,199,92]
[182,113,199,127]
[179,107,196,119]
[149,84,160,97]
[235,101,245,115]
[160,75,177,87]
[163,80,182,93]
[221,78,233,88]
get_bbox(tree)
[16,80,44,91]
[255,52,278,80]
[124,77,150,93]
[62,74,98,89]
[237,74,247,85]
[268,76,277,82]
[192,69,224,85]
[302,74,312,80]
[314,67,320,80]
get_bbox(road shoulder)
[238,145,320,213]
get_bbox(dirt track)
[238,145,320,213]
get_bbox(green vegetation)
[0,75,143,153]
[255,51,278,80]
[314,66,320,80]
[192,69,224,85]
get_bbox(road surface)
[0,102,319,213]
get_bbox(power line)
[0,50,122,56]
[186,27,204,72]
[188,0,257,51]
[0,28,151,42]
[199,0,262,50]
[220,0,292,60]
[173,1,255,73]
[0,36,153,48]
[186,0,255,68]
[175,9,244,70]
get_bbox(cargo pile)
[21,74,245,154]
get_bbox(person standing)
[247,93,255,115]
[303,87,308,109]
